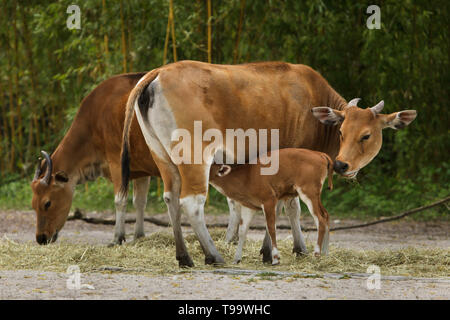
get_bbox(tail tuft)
[119,139,130,197]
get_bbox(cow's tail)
[321,154,334,191]
[119,70,159,198]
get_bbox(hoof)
[108,235,126,247]
[272,257,280,266]
[133,232,145,241]
[293,247,308,257]
[178,254,195,268]
[260,247,272,264]
[233,259,241,265]
[205,255,225,266]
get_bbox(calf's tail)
[321,154,334,191]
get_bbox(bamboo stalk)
[6,20,16,172]
[0,81,5,176]
[12,0,23,166]
[233,0,245,64]
[102,0,109,71]
[20,4,40,162]
[169,0,177,62]
[162,7,171,65]
[127,1,133,71]
[120,0,127,73]
[207,0,212,63]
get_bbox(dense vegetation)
[0,1,448,219]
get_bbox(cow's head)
[312,98,417,178]
[30,151,73,245]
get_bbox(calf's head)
[312,99,417,178]
[30,151,73,245]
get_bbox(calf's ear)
[311,107,345,126]
[217,165,231,177]
[381,110,417,129]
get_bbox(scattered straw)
[0,230,448,278]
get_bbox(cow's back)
[156,61,343,156]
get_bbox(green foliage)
[0,1,448,219]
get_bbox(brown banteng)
[121,60,417,266]
[31,72,160,245]
[30,72,238,250]
[210,148,333,265]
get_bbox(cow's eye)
[361,134,371,141]
[44,201,51,210]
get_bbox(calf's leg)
[262,200,280,265]
[225,198,241,243]
[260,200,283,263]
[233,206,255,264]
[296,187,329,256]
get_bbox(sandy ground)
[0,210,449,300]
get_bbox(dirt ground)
[0,210,449,300]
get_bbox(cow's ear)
[311,107,345,125]
[54,171,69,186]
[217,165,231,177]
[381,110,417,130]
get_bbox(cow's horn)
[40,151,52,185]
[32,158,42,181]
[370,100,384,115]
[347,98,361,107]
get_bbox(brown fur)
[31,73,160,242]
[210,148,332,256]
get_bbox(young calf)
[210,148,333,265]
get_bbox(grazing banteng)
[121,60,417,266]
[210,148,333,265]
[31,72,237,250]
[31,73,159,245]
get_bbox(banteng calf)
[210,148,333,265]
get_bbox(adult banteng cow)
[31,72,159,245]
[31,71,238,249]
[121,60,417,266]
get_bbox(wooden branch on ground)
[67,196,450,232]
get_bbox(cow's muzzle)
[36,232,58,245]
[333,160,349,174]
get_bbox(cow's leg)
[132,176,150,240]
[296,187,329,256]
[285,197,308,255]
[133,78,194,266]
[178,163,225,265]
[225,198,241,243]
[233,206,255,264]
[109,164,128,246]
[153,153,194,267]
[111,193,127,245]
[260,200,282,263]
[262,199,280,265]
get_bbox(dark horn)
[40,151,52,185]
[32,158,42,181]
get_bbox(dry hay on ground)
[0,230,448,278]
